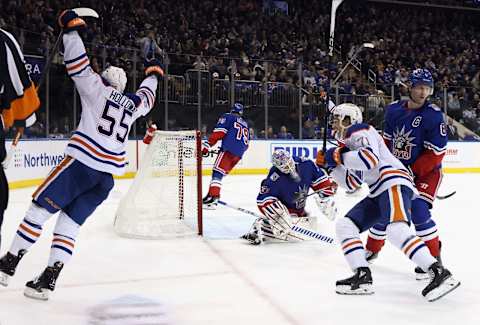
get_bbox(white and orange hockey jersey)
[62,31,157,175]
[330,123,416,197]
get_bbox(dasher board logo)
[270,142,328,161]
[13,148,66,168]
[392,126,416,160]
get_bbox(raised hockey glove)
[58,10,87,33]
[144,59,164,79]
[143,124,157,145]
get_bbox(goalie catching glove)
[58,10,87,33]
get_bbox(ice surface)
[0,174,477,325]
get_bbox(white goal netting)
[114,130,202,239]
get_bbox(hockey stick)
[217,200,335,244]
[36,8,99,91]
[436,191,456,200]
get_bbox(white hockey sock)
[415,224,438,242]
[336,217,368,270]
[386,222,436,271]
[48,211,80,266]
[9,204,52,256]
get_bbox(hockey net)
[114,130,202,239]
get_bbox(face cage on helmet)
[273,152,296,175]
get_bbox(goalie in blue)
[241,149,337,245]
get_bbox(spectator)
[446,117,459,141]
[277,125,293,139]
[447,92,462,120]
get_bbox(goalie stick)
[217,200,335,244]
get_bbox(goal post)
[114,130,203,239]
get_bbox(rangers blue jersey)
[383,100,447,166]
[257,157,333,214]
[213,113,249,157]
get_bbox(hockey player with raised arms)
[365,69,447,279]
[241,149,337,244]
[0,10,163,300]
[316,103,459,301]
[202,102,249,209]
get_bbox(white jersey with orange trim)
[330,123,416,197]
[62,31,157,175]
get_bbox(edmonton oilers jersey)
[383,100,447,166]
[213,113,249,157]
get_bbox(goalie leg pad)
[260,200,292,229]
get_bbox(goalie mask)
[272,149,299,180]
[331,103,363,139]
[101,66,127,93]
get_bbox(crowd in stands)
[1,0,480,138]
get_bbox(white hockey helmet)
[332,103,363,125]
[101,66,127,93]
[331,103,363,138]
[272,149,296,175]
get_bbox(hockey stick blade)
[436,191,456,200]
[72,7,100,18]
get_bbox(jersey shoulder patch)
[429,103,442,112]
[259,185,270,194]
[269,171,280,181]
[217,114,229,124]
[345,123,370,138]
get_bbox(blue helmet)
[409,68,434,89]
[231,102,244,115]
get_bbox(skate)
[365,250,378,264]
[415,255,442,280]
[240,231,262,245]
[422,262,460,302]
[0,250,26,287]
[345,186,362,196]
[24,261,64,300]
[336,267,374,295]
[202,195,219,210]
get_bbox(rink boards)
[5,139,480,189]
